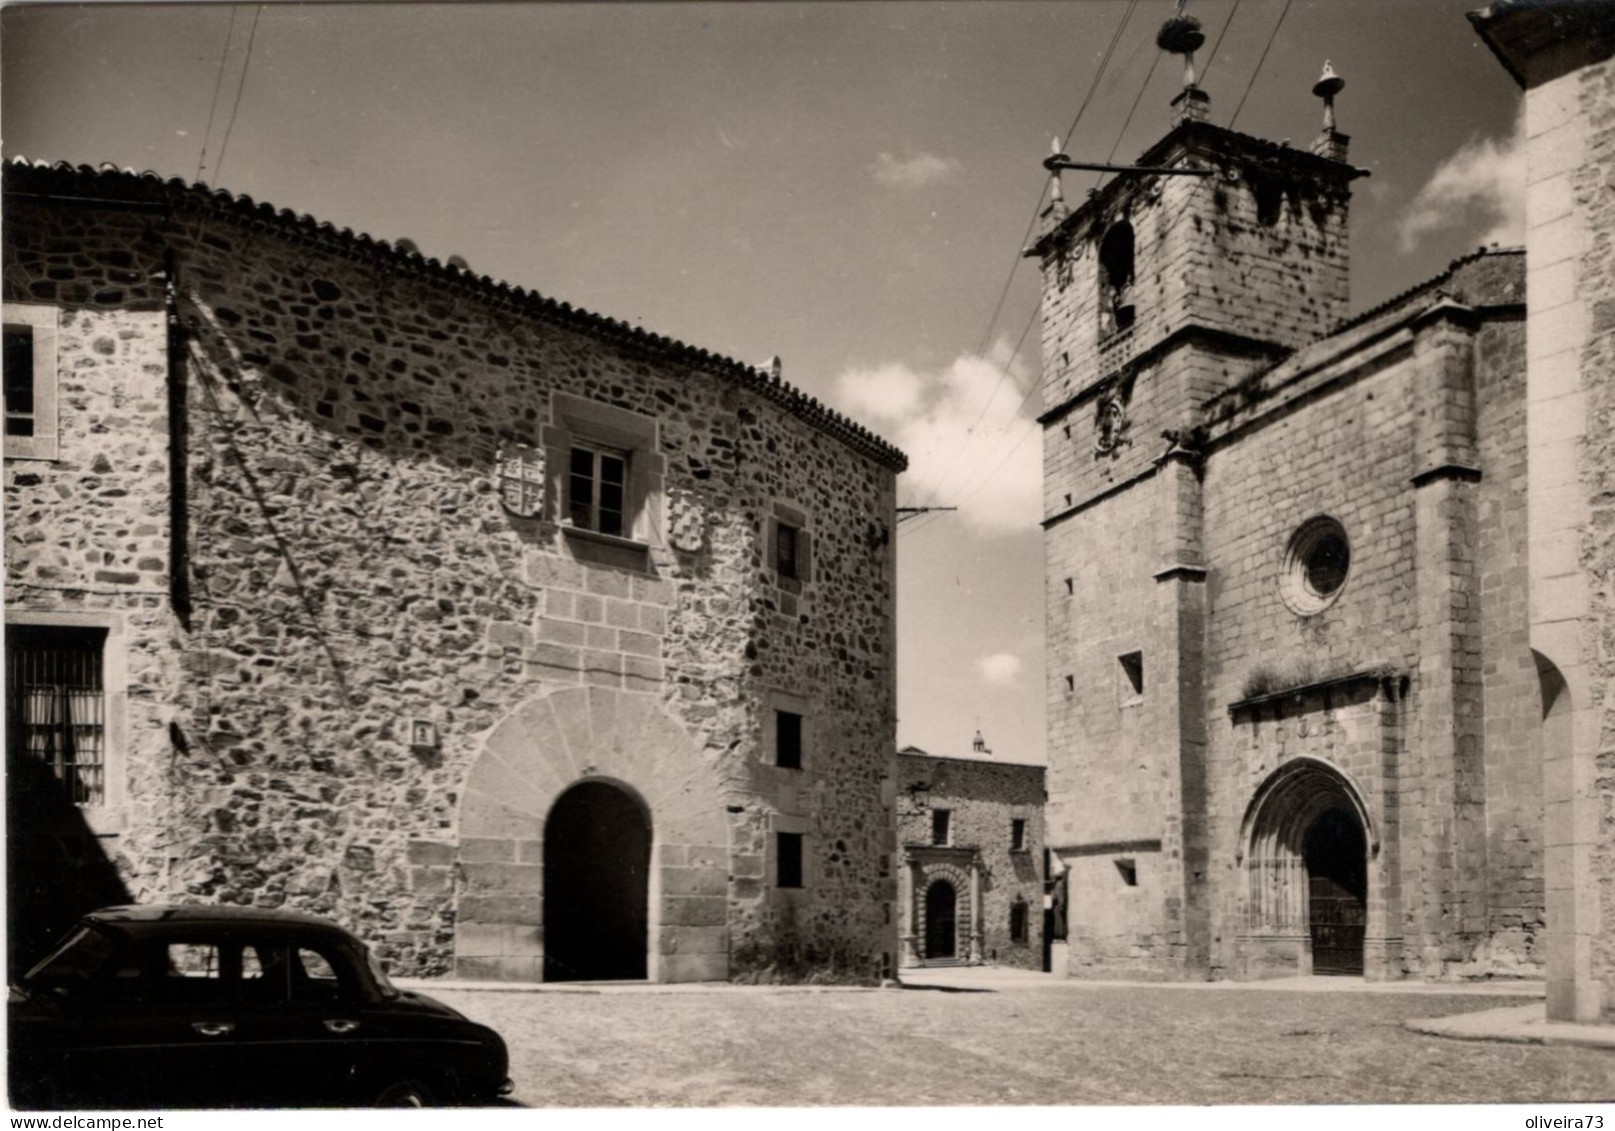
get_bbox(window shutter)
[797,529,812,583]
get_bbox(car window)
[291,946,357,1004]
[22,926,118,1000]
[239,943,288,1005]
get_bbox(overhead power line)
[903,1,1142,525]
[194,6,239,183]
[1230,0,1291,130]
[212,4,265,185]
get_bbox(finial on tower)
[1310,60,1349,161]
[1045,136,1069,221]
[1159,0,1211,126]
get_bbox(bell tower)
[1035,7,1367,979]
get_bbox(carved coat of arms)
[1094,394,1130,456]
[496,443,545,518]
[668,490,706,553]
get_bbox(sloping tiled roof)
[3,158,907,472]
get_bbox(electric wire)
[193,5,239,183]
[1229,0,1291,130]
[902,1,1141,525]
[211,4,264,185]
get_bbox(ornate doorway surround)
[899,845,982,967]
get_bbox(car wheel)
[373,1076,436,1107]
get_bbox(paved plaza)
[422,969,1615,1107]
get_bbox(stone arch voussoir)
[454,684,730,983]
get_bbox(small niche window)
[777,832,804,889]
[3,305,59,460]
[777,523,800,579]
[568,444,628,537]
[775,710,803,770]
[1098,220,1136,339]
[1118,651,1144,703]
[1282,516,1351,615]
[1115,858,1138,887]
[5,324,37,436]
[1010,899,1029,943]
[931,808,952,846]
[1011,818,1027,852]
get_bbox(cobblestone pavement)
[425,977,1615,1106]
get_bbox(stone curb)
[1405,1003,1615,1049]
[395,977,899,996]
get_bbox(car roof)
[83,904,357,939]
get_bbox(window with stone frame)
[1010,899,1029,944]
[6,625,108,805]
[2,304,59,460]
[544,393,663,554]
[931,808,952,846]
[1011,817,1028,852]
[567,443,629,537]
[775,709,803,769]
[769,502,812,597]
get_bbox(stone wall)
[3,162,902,982]
[894,753,1045,969]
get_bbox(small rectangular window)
[1118,651,1144,701]
[1010,901,1029,943]
[1011,818,1027,852]
[568,444,628,537]
[777,522,800,579]
[777,832,804,889]
[931,809,951,846]
[775,710,802,769]
[1115,858,1138,887]
[4,325,37,437]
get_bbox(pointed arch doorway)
[543,780,651,982]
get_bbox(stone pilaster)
[1408,301,1487,977]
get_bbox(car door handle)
[323,1019,361,1034]
[192,1021,235,1037]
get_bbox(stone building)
[1470,0,1615,1022]
[1031,38,1558,982]
[2,158,906,984]
[895,738,1046,969]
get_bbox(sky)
[2,1,1525,765]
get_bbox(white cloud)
[1397,109,1526,253]
[976,652,1023,686]
[871,151,961,190]
[830,338,1042,534]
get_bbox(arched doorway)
[925,880,957,960]
[1303,808,1367,975]
[543,781,651,982]
[1240,757,1376,977]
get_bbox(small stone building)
[1033,55,1559,982]
[3,159,906,983]
[895,741,1046,969]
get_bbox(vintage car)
[8,905,512,1109]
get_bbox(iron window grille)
[567,444,628,537]
[6,625,107,805]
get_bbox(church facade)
[1034,68,1552,982]
[3,159,905,983]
